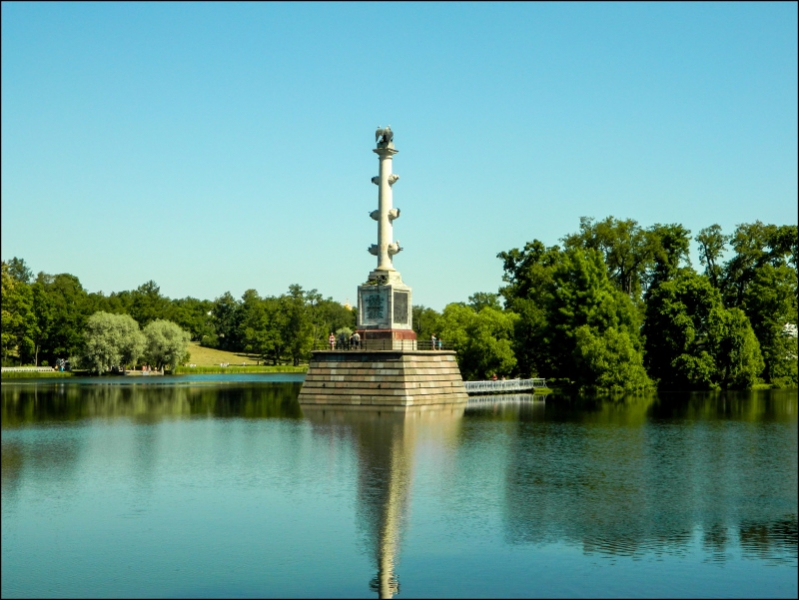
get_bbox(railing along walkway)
[1,366,57,373]
[467,393,547,405]
[464,378,547,395]
[325,340,455,352]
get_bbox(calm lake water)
[1,376,796,598]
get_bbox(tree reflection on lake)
[1,382,796,598]
[491,392,797,563]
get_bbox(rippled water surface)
[1,377,796,598]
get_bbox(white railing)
[1,366,56,373]
[463,378,546,395]
[467,393,547,404]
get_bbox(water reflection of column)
[304,406,464,599]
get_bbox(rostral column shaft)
[375,145,398,271]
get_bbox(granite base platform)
[298,350,468,409]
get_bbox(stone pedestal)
[357,272,416,350]
[298,350,467,409]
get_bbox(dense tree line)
[412,218,796,391]
[1,261,354,369]
[2,217,796,389]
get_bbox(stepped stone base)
[298,350,468,409]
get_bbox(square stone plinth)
[298,350,468,408]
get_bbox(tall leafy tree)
[412,305,442,342]
[83,312,146,374]
[468,292,501,312]
[741,264,798,386]
[543,247,649,389]
[696,224,728,290]
[143,319,191,371]
[129,281,170,327]
[6,257,33,284]
[168,296,215,342]
[241,294,286,365]
[281,284,314,366]
[498,240,562,377]
[644,271,763,389]
[562,216,655,298]
[722,222,796,307]
[1,261,36,364]
[573,325,651,392]
[438,304,518,380]
[211,291,242,350]
[31,272,89,364]
[646,223,692,289]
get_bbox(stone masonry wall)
[298,351,468,408]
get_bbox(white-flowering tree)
[83,312,146,374]
[143,319,191,371]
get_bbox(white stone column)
[374,146,398,271]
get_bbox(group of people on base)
[325,332,444,350]
[329,331,361,350]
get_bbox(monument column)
[359,126,415,350]
[297,126,468,408]
[375,145,398,272]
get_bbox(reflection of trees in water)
[0,382,305,516]
[501,391,797,562]
[0,382,303,426]
[650,390,799,423]
[1,427,86,508]
[739,516,798,564]
[0,440,24,499]
[304,407,463,599]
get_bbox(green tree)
[83,312,146,374]
[497,240,562,377]
[643,271,764,389]
[438,304,519,380]
[142,319,191,371]
[543,247,648,389]
[562,216,655,298]
[6,257,33,284]
[412,305,442,342]
[573,325,651,392]
[129,281,170,328]
[711,308,765,389]
[281,284,314,366]
[211,291,242,350]
[468,292,501,312]
[1,261,36,364]
[647,223,692,288]
[741,264,797,386]
[30,278,55,366]
[723,222,796,307]
[29,273,90,365]
[696,224,728,289]
[168,296,215,342]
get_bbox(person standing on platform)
[329,333,335,350]
[431,334,437,351]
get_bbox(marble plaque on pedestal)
[358,283,413,330]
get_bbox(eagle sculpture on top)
[375,125,393,145]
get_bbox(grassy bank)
[1,371,75,379]
[173,365,307,375]
[185,342,264,367]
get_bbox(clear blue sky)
[2,2,797,310]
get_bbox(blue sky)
[2,2,796,310]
